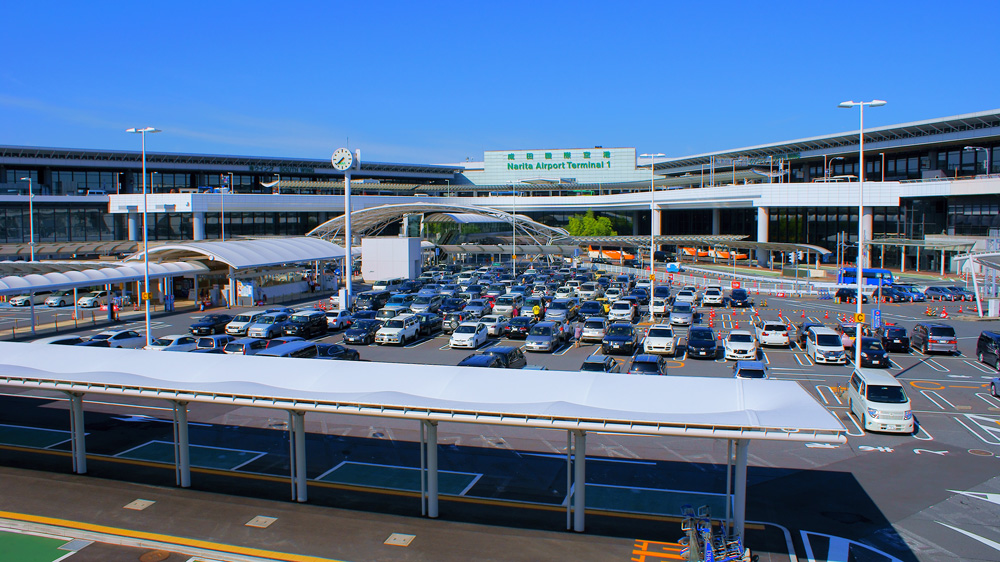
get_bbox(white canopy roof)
[126,237,346,270]
[0,261,208,295]
[0,342,845,443]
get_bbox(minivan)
[492,294,523,317]
[976,331,1000,369]
[911,323,958,355]
[283,310,327,338]
[371,278,405,292]
[354,290,391,312]
[847,368,914,433]
[805,326,846,365]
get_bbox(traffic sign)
[853,312,866,323]
[649,274,655,281]
[141,291,151,300]
[668,273,674,280]
[731,281,741,289]
[873,309,881,329]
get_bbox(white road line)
[975,393,1000,408]
[924,358,950,372]
[963,360,995,374]
[889,358,903,370]
[954,416,1000,445]
[921,390,955,410]
[914,423,934,441]
[842,411,865,436]
[816,385,843,405]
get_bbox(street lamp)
[964,146,991,176]
[824,156,844,179]
[126,126,161,348]
[640,152,665,320]
[18,177,34,261]
[839,99,886,371]
[222,172,233,241]
[511,183,517,278]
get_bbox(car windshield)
[385,319,404,328]
[729,333,753,343]
[581,361,607,372]
[732,289,747,298]
[233,315,253,322]
[689,330,713,341]
[258,316,277,324]
[413,296,433,304]
[90,334,111,341]
[354,320,380,330]
[496,297,515,306]
[585,321,605,329]
[763,323,785,331]
[480,317,497,324]
[607,325,632,336]
[455,325,477,334]
[672,303,692,313]
[197,338,217,347]
[510,317,532,326]
[290,316,312,324]
[867,385,907,403]
[611,302,630,310]
[929,326,956,337]
[647,328,673,338]
[550,301,569,310]
[529,325,553,336]
[737,369,766,379]
[151,338,174,346]
[468,300,486,307]
[885,328,906,337]
[817,334,842,346]
[387,296,408,304]
[631,361,659,373]
[861,339,884,351]
[224,343,244,352]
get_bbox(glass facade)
[0,204,124,243]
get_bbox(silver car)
[246,312,292,339]
[580,317,608,343]
[669,302,694,326]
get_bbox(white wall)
[361,237,421,282]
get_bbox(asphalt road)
[1,294,999,561]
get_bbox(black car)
[189,314,233,335]
[628,354,667,375]
[849,337,890,367]
[482,346,528,369]
[652,285,671,299]
[343,319,382,345]
[457,353,506,368]
[686,326,718,359]
[507,316,536,340]
[315,343,361,361]
[629,288,649,306]
[414,312,443,336]
[351,310,377,321]
[76,339,111,347]
[580,354,621,373]
[834,288,868,304]
[601,323,639,355]
[875,324,910,352]
[579,301,605,318]
[728,289,753,308]
[440,297,467,313]
[877,285,905,303]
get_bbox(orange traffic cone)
[940,307,948,319]
[801,310,806,318]
[717,331,722,340]
[709,318,714,328]
[824,310,829,320]
[957,304,963,313]
[925,305,931,316]
[734,321,740,329]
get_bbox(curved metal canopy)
[0,261,208,295]
[307,203,569,247]
[125,237,346,270]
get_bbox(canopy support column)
[66,392,86,474]
[424,420,439,518]
[288,411,307,502]
[573,430,586,532]
[172,401,190,487]
[29,295,36,334]
[733,439,749,539]
[725,439,733,535]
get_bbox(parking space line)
[954,416,1000,445]
[816,385,842,405]
[842,411,865,437]
[920,390,955,410]
[924,358,950,372]
[889,358,903,369]
[913,422,933,440]
[963,359,995,374]
[975,393,1000,408]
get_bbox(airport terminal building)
[1,108,998,270]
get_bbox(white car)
[89,329,145,348]
[555,286,576,299]
[45,290,75,307]
[756,320,790,347]
[674,290,697,305]
[449,322,488,349]
[145,334,199,352]
[643,324,677,356]
[375,313,420,345]
[604,287,623,301]
[478,314,510,337]
[650,297,670,317]
[9,292,50,306]
[326,309,352,330]
[608,300,636,322]
[724,330,758,360]
[77,291,109,308]
[702,288,725,306]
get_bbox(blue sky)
[2,1,996,164]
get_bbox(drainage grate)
[245,516,278,528]
[384,533,415,547]
[58,539,93,551]
[123,499,156,511]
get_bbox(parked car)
[601,322,640,355]
[849,336,890,368]
[910,322,958,355]
[724,330,758,361]
[457,353,505,368]
[326,309,353,331]
[642,324,677,356]
[463,299,493,319]
[580,317,609,343]
[923,286,956,301]
[733,360,768,379]
[608,300,637,323]
[223,337,269,355]
[797,320,826,347]
[77,291,109,308]
[482,346,528,369]
[9,292,51,307]
[283,310,328,339]
[755,320,790,347]
[226,311,265,336]
[32,335,87,345]
[847,368,914,434]
[669,302,695,326]
[343,319,382,345]
[628,354,667,375]
[145,334,198,352]
[702,288,724,306]
[189,314,233,336]
[874,324,909,352]
[478,314,510,337]
[44,290,75,307]
[247,312,292,339]
[728,289,753,308]
[89,329,145,348]
[686,326,718,359]
[805,326,847,365]
[579,354,621,373]
[893,284,926,302]
[414,312,443,336]
[443,311,474,334]
[834,288,868,304]
[946,286,975,301]
[196,334,234,351]
[409,293,443,314]
[977,331,1000,370]
[450,322,488,349]
[545,298,579,322]
[506,316,536,340]
[578,300,605,319]
[314,343,361,361]
[525,320,568,353]
[376,313,421,345]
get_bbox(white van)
[371,278,405,292]
[492,294,524,317]
[805,326,847,365]
[847,368,914,433]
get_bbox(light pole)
[126,126,161,347]
[511,184,517,277]
[18,177,34,261]
[222,172,233,241]
[839,99,886,370]
[964,146,991,176]
[825,156,844,179]
[640,152,664,320]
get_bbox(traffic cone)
[717,331,722,340]
[925,305,931,316]
[709,319,714,328]
[824,310,829,320]
[957,304,963,313]
[941,307,948,319]
[734,321,739,329]
[801,310,806,318]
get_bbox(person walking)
[574,323,583,347]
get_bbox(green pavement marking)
[586,484,728,518]
[0,424,71,449]
[317,461,480,495]
[0,529,73,562]
[116,440,264,470]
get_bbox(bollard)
[92,311,96,325]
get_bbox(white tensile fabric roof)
[0,342,846,443]
[0,261,208,295]
[126,237,346,270]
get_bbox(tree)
[567,210,617,236]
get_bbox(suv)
[728,289,752,308]
[702,288,724,306]
[910,322,958,355]
[608,300,637,322]
[580,317,608,343]
[492,294,524,317]
[976,331,1000,369]
[643,324,677,356]
[834,288,868,304]
[601,322,640,355]
[805,326,847,365]
[628,354,667,375]
[375,313,421,345]
[482,346,528,369]
[875,324,909,352]
[580,354,621,373]
[686,326,718,359]
[282,310,327,338]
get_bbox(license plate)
[894,339,901,343]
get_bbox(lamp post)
[838,99,886,371]
[964,146,991,176]
[18,177,34,261]
[511,183,517,278]
[222,172,233,241]
[640,152,665,320]
[126,126,161,348]
[824,156,844,179]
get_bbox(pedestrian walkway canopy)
[0,261,208,296]
[125,237,347,270]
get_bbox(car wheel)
[861,412,868,431]
[922,343,928,354]
[979,352,985,364]
[992,382,998,397]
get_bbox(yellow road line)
[0,510,343,562]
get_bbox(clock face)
[332,148,353,171]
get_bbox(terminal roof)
[126,237,346,270]
[0,261,208,295]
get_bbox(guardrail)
[589,263,820,297]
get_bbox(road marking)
[921,390,956,410]
[975,393,1000,408]
[964,360,996,374]
[889,358,903,369]
[842,411,865,437]
[954,415,1000,445]
[816,385,843,405]
[924,358,950,372]
[937,522,1000,554]
[913,448,947,455]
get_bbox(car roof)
[727,330,753,337]
[734,360,766,369]
[854,368,903,386]
[632,354,660,362]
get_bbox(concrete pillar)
[173,401,190,487]
[712,208,721,235]
[67,393,86,474]
[193,212,206,241]
[861,208,874,268]
[426,421,439,518]
[941,250,946,275]
[289,411,307,502]
[128,213,140,241]
[573,430,586,532]
[756,207,769,265]
[733,439,749,539]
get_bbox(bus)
[837,267,894,286]
[588,245,635,262]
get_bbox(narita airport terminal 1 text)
[508,160,608,171]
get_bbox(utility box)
[361,237,421,283]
